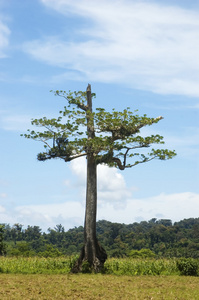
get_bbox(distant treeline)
[1,218,199,258]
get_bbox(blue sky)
[0,0,199,231]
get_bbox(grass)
[104,257,179,275]
[0,256,76,274]
[0,274,199,299]
[0,257,199,299]
[0,256,179,275]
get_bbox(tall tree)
[22,84,176,272]
[0,225,6,256]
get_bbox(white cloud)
[15,201,85,231]
[98,192,199,224]
[1,191,198,230]
[97,164,132,205]
[70,157,86,183]
[22,0,199,96]
[69,157,132,204]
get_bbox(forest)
[1,217,199,258]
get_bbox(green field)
[0,274,199,299]
[0,257,199,299]
[1,256,199,275]
[0,257,180,275]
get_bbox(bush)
[37,245,63,258]
[8,242,36,257]
[176,258,199,276]
[128,249,155,258]
[81,260,92,273]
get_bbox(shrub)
[176,258,199,276]
[128,249,155,258]
[81,260,92,273]
[37,245,63,257]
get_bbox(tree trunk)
[72,84,107,273]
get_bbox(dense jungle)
[1,217,199,258]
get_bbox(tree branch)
[123,148,130,168]
[57,92,88,112]
[65,152,87,162]
[36,138,52,149]
[112,154,157,170]
[101,116,163,142]
[126,156,156,168]
[112,157,125,170]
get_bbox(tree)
[11,223,24,245]
[22,84,176,272]
[24,225,42,242]
[0,225,6,256]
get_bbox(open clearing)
[0,274,199,299]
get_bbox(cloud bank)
[22,0,199,96]
[1,191,199,231]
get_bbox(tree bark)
[72,84,107,273]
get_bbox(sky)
[0,0,199,232]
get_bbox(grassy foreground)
[0,257,179,275]
[0,274,199,299]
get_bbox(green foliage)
[81,260,92,273]
[103,258,178,275]
[0,256,78,274]
[21,88,176,169]
[37,244,63,258]
[177,258,199,276]
[128,249,155,258]
[0,256,178,275]
[8,242,35,257]
[2,218,199,259]
[0,225,6,256]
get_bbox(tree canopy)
[22,87,176,167]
